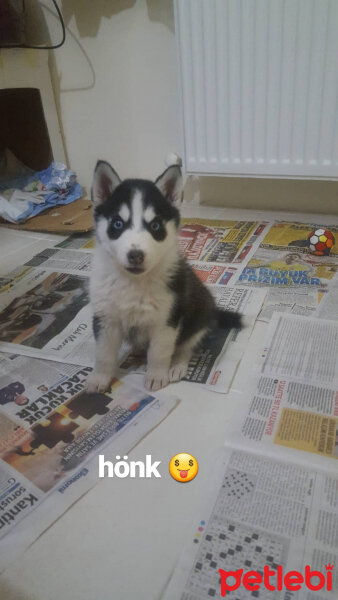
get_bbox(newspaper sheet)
[179,219,267,264]
[238,221,338,289]
[119,286,266,393]
[257,288,323,322]
[228,314,338,464]
[0,222,265,375]
[189,262,239,286]
[24,247,92,274]
[55,233,95,250]
[0,265,32,294]
[163,446,338,600]
[230,373,338,461]
[260,314,338,386]
[0,353,177,572]
[315,276,338,321]
[0,267,94,365]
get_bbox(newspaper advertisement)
[119,286,266,393]
[164,446,338,600]
[238,221,338,289]
[228,314,338,463]
[0,352,177,572]
[189,262,239,286]
[179,219,267,264]
[0,266,95,365]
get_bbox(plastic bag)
[0,161,82,223]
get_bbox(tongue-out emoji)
[169,453,199,483]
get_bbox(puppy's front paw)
[86,371,112,393]
[144,369,169,392]
[169,362,189,383]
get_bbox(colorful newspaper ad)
[189,263,239,286]
[238,221,338,289]
[179,219,265,264]
[164,446,338,600]
[0,353,177,572]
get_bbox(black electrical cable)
[0,0,66,49]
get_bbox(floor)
[0,205,337,600]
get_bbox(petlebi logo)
[99,454,161,478]
[219,564,334,597]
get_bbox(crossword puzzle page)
[164,447,338,600]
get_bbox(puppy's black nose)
[127,249,144,266]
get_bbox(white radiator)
[174,0,338,179]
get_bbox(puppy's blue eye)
[113,218,123,230]
[151,221,160,232]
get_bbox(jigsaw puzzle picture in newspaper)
[0,351,176,570]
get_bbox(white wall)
[44,0,180,196]
[33,1,338,214]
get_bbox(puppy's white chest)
[96,274,172,334]
[117,282,161,330]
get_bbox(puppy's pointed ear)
[92,160,121,205]
[155,165,183,207]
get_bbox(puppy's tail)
[215,308,242,330]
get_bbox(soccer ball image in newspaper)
[307,229,335,256]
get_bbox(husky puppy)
[87,161,241,393]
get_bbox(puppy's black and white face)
[92,161,182,275]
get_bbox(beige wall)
[184,175,338,215]
[44,0,180,196]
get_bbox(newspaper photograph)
[178,218,265,264]
[0,267,94,365]
[260,221,338,256]
[238,221,338,288]
[164,446,338,600]
[120,286,266,393]
[0,352,177,571]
